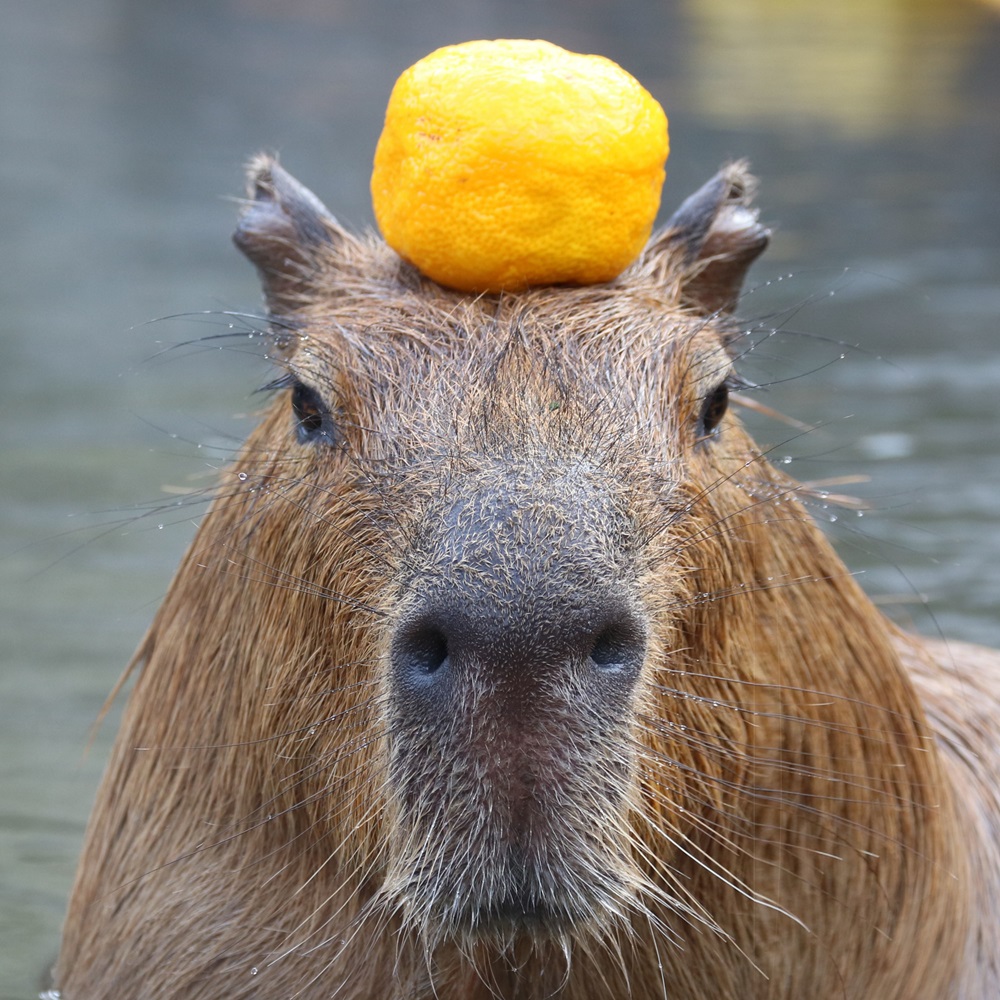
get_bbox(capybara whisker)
[54,157,1000,998]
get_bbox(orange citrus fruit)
[371,39,669,293]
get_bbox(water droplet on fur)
[781,455,792,465]
[829,514,838,522]
[238,472,248,481]
[856,510,865,518]
[308,726,317,736]
[157,524,164,530]
[250,967,258,976]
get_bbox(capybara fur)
[55,158,1000,998]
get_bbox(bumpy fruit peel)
[371,39,669,293]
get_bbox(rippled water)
[2,0,999,995]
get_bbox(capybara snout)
[386,464,652,936]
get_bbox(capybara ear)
[656,162,770,319]
[233,154,345,316]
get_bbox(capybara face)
[229,159,768,945]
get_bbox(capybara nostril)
[393,621,450,684]
[587,620,646,676]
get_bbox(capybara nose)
[390,590,647,714]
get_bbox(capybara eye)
[698,381,729,438]
[291,380,337,446]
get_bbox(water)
[2,0,999,995]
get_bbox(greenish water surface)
[2,1,999,995]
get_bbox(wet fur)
[56,159,1000,998]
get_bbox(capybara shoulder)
[55,157,1000,999]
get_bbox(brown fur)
[55,158,1000,998]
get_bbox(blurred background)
[2,0,999,994]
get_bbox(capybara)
[54,158,1000,999]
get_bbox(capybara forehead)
[285,280,734,447]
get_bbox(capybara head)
[56,157,979,1000]
[230,157,775,944]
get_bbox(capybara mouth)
[446,890,617,938]
[384,833,635,941]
